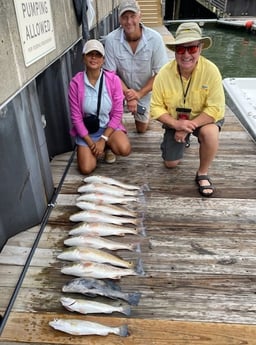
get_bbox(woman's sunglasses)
[175,45,200,55]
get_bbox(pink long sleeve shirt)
[68,70,126,138]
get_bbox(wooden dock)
[0,102,256,344]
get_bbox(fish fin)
[137,224,147,237]
[138,193,146,205]
[131,242,141,253]
[121,305,131,316]
[127,292,141,306]
[135,258,145,276]
[140,183,150,192]
[119,324,129,337]
[104,279,121,291]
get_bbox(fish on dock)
[68,222,140,237]
[57,247,134,268]
[75,201,137,218]
[69,210,138,225]
[84,175,140,190]
[49,318,129,336]
[64,234,140,252]
[77,182,138,196]
[76,192,138,205]
[60,296,131,316]
[61,261,139,279]
[62,277,141,305]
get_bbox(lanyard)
[179,72,192,106]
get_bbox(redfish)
[77,182,137,196]
[64,234,140,252]
[68,222,140,237]
[83,175,140,190]
[75,201,136,217]
[69,210,138,225]
[57,247,134,268]
[61,261,139,279]
[76,192,138,205]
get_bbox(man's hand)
[125,89,140,101]
[126,99,137,113]
[174,130,188,143]
[174,119,197,132]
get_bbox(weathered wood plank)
[1,312,256,345]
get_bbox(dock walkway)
[0,26,256,345]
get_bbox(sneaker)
[105,149,116,164]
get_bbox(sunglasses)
[175,45,200,55]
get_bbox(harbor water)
[167,23,256,79]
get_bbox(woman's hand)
[89,140,105,158]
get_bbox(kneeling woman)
[68,39,131,174]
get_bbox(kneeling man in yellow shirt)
[150,22,225,197]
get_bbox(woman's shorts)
[75,128,105,147]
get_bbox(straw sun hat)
[166,22,212,51]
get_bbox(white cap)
[118,0,140,17]
[82,39,105,56]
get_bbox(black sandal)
[195,173,214,197]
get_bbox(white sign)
[14,0,56,66]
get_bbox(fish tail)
[140,183,150,192]
[128,218,139,226]
[137,224,147,237]
[132,242,141,253]
[127,292,141,306]
[121,305,131,316]
[135,258,145,276]
[118,324,129,337]
[138,193,146,206]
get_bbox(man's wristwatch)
[100,135,109,142]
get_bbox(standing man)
[104,0,168,133]
[150,22,225,197]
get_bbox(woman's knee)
[120,144,132,156]
[78,163,96,175]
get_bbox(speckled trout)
[49,318,128,336]
[62,277,141,305]
[57,247,134,268]
[60,296,131,316]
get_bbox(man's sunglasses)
[175,45,200,55]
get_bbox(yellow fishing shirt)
[150,56,225,122]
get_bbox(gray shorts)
[161,119,224,161]
[133,109,149,123]
[124,104,149,123]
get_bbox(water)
[168,24,256,79]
